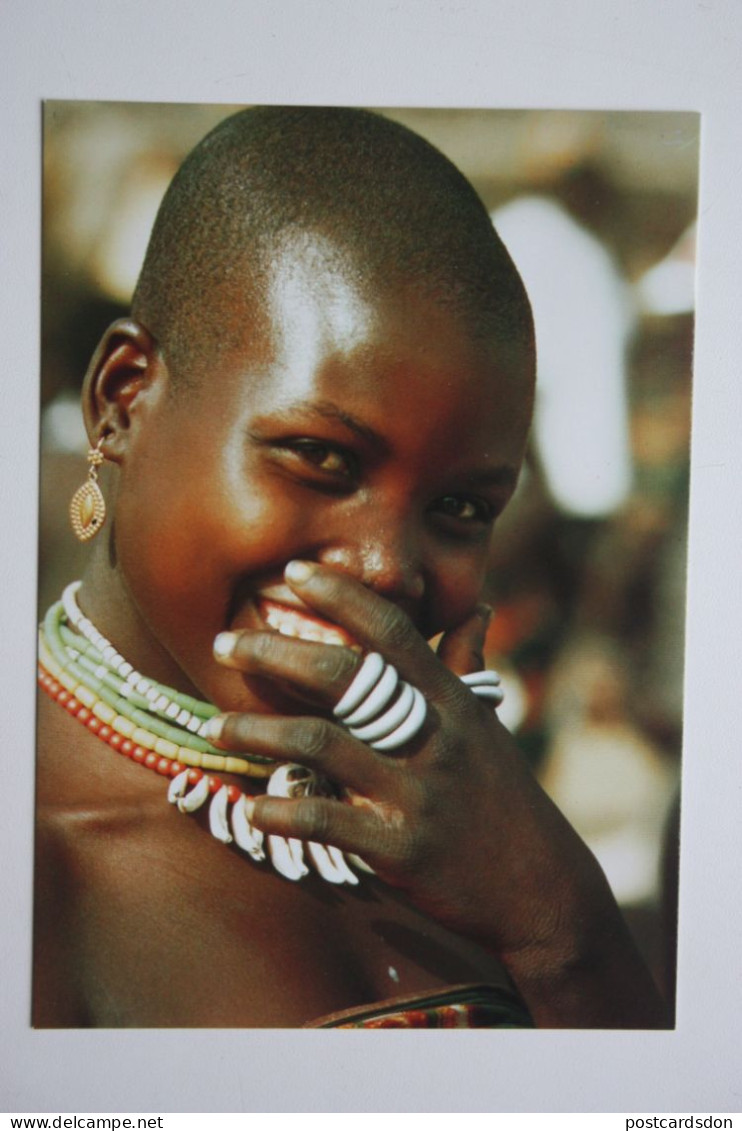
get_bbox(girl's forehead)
[185,233,534,465]
[264,235,378,362]
[233,235,533,392]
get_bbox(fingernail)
[476,603,494,627]
[213,631,239,661]
[285,560,316,584]
[243,796,256,823]
[202,714,226,744]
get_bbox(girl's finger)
[281,561,451,697]
[250,793,402,866]
[205,711,398,795]
[214,629,362,705]
[436,604,492,676]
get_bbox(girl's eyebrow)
[461,465,519,491]
[269,399,390,452]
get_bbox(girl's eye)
[290,441,355,477]
[434,495,495,525]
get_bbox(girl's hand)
[210,560,666,1027]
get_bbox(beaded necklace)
[38,583,362,886]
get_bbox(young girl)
[35,105,666,1028]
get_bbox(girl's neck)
[80,549,204,700]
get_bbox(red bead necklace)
[38,663,248,806]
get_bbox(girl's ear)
[81,319,162,463]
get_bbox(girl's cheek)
[431,574,486,637]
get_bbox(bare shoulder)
[34,694,364,1026]
[34,692,176,1026]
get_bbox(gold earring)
[69,437,107,542]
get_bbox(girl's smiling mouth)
[256,587,360,649]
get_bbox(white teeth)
[262,604,347,646]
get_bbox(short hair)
[132,106,533,382]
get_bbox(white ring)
[333,652,385,719]
[469,684,505,705]
[460,670,501,686]
[371,686,427,751]
[334,653,428,752]
[343,663,399,727]
[350,681,415,743]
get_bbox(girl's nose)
[318,528,425,608]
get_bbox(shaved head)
[132,106,533,384]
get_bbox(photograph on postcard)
[35,102,697,1029]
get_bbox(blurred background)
[40,103,698,1012]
